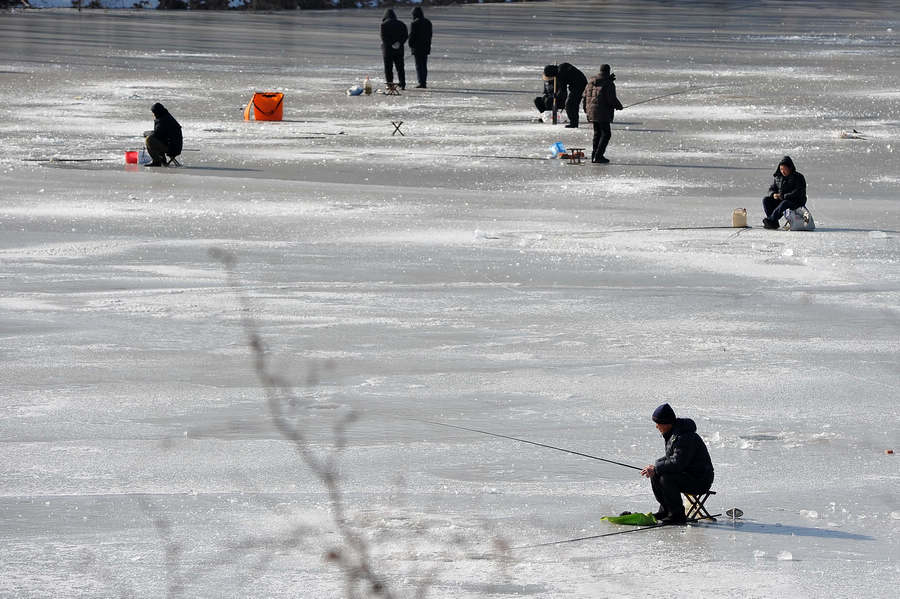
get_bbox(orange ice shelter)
[243,92,284,121]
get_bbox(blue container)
[549,141,566,157]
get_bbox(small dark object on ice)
[839,128,866,139]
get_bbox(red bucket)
[125,151,138,164]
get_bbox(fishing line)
[412,418,642,471]
[622,83,732,110]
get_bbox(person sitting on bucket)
[640,403,714,525]
[762,155,807,229]
[534,73,566,116]
[144,102,182,168]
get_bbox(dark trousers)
[566,85,584,127]
[413,52,428,87]
[383,52,405,88]
[650,471,713,518]
[763,195,804,222]
[591,121,612,161]
[145,134,169,165]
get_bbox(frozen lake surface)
[1,2,898,597]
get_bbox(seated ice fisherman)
[144,102,183,167]
[640,403,715,525]
[762,155,807,229]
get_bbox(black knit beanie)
[652,403,676,425]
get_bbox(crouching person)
[763,155,806,229]
[640,403,714,525]
[145,102,182,167]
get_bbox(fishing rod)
[510,512,725,550]
[510,521,664,550]
[622,83,730,110]
[413,419,642,471]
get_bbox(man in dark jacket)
[408,6,433,89]
[542,63,587,128]
[763,155,807,229]
[583,64,623,163]
[640,403,714,525]
[381,9,408,90]
[144,102,182,168]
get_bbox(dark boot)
[763,218,779,229]
[660,512,687,525]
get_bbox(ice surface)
[1,2,899,598]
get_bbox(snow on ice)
[1,2,898,598]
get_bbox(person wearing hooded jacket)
[542,63,587,127]
[582,64,623,163]
[381,9,409,90]
[762,155,807,229]
[534,76,566,115]
[408,6,433,89]
[144,102,182,168]
[640,403,714,525]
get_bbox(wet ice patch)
[536,175,689,197]
[632,103,817,121]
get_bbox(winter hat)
[652,403,676,425]
[412,6,423,18]
[543,64,559,79]
[600,64,611,74]
[151,102,166,116]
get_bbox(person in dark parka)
[408,6,433,88]
[582,64,623,163]
[144,102,182,167]
[381,9,409,90]
[534,75,567,115]
[543,63,587,128]
[762,155,807,229]
[640,403,714,525]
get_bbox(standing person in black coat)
[542,63,587,128]
[583,64,623,163]
[408,6,433,89]
[640,403,715,525]
[381,9,408,90]
[762,155,807,229]
[144,102,182,168]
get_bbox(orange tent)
[243,92,284,121]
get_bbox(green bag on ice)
[602,512,658,526]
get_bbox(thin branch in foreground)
[211,247,403,598]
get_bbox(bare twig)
[210,247,399,598]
